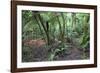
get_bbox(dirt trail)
[22,38,90,62]
[22,42,90,62]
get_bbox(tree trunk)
[38,13,50,45]
[61,13,66,44]
[56,16,62,41]
[33,12,43,35]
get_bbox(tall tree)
[35,12,50,45]
[61,13,66,44]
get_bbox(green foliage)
[79,13,90,49]
[48,44,68,61]
[80,33,89,49]
[22,46,32,62]
[22,10,90,61]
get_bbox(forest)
[22,10,90,62]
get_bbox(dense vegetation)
[22,10,90,62]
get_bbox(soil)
[22,41,90,62]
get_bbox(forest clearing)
[22,10,90,62]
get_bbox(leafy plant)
[80,33,90,49]
[48,44,68,61]
[22,10,90,62]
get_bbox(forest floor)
[22,39,90,62]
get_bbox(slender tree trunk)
[70,13,76,44]
[56,16,62,41]
[33,14,43,35]
[72,13,76,30]
[61,13,66,44]
[32,11,50,45]
[38,14,50,45]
